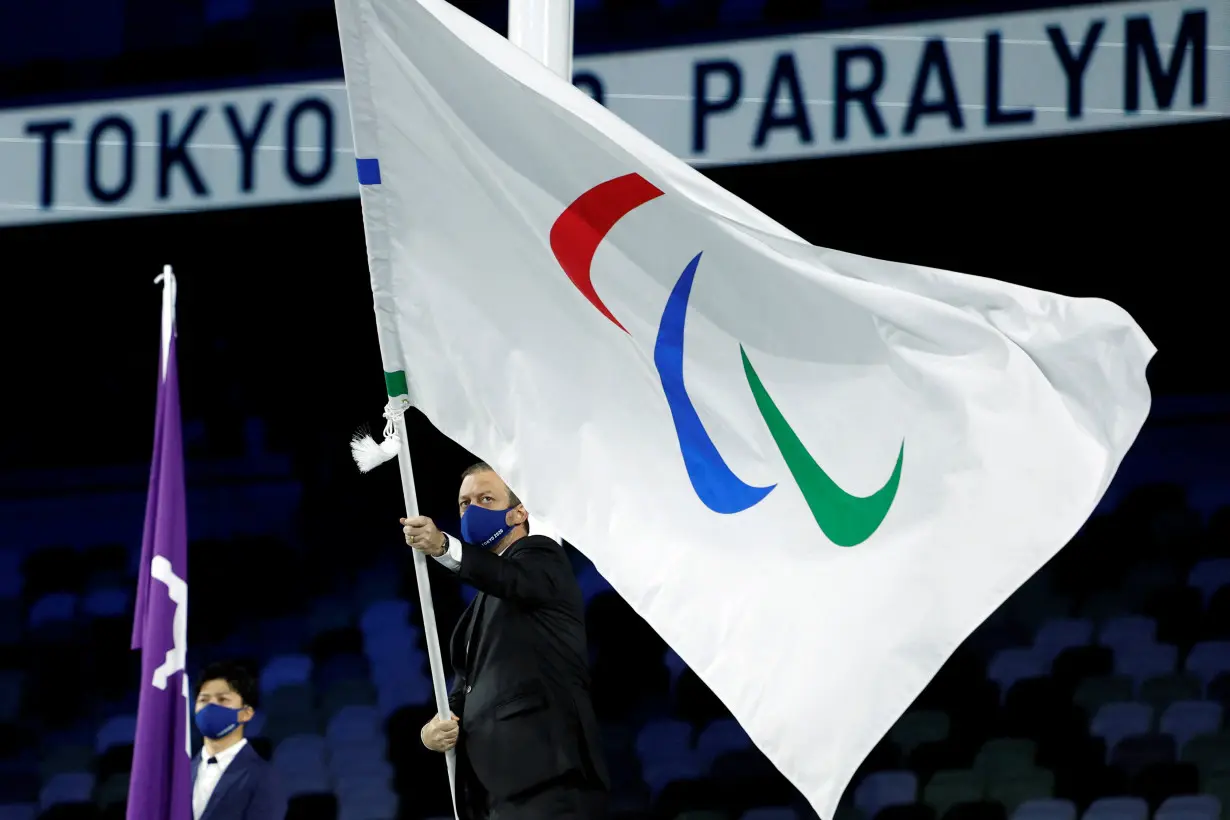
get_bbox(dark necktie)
[207,757,218,765]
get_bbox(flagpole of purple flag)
[129,266,191,820]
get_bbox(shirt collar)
[205,737,248,772]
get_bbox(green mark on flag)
[740,346,903,547]
[385,370,409,397]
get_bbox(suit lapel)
[463,592,487,666]
[200,746,250,820]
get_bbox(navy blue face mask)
[195,703,245,740]
[461,504,516,549]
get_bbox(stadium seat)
[854,771,916,818]
[739,809,798,820]
[575,563,612,602]
[241,710,266,739]
[717,0,768,27]
[1158,701,1223,750]
[922,770,983,816]
[257,617,311,655]
[1079,591,1124,624]
[0,601,21,645]
[1122,563,1179,609]
[360,600,410,637]
[326,705,381,743]
[1114,644,1179,689]
[1188,558,1230,606]
[637,719,693,764]
[1098,617,1157,653]
[94,775,127,809]
[265,681,315,714]
[338,793,398,820]
[663,649,688,689]
[1009,799,1076,820]
[1033,618,1094,665]
[641,756,704,798]
[309,598,354,637]
[1178,730,1230,777]
[1201,589,1230,640]
[38,746,93,781]
[38,773,94,811]
[1108,733,1176,777]
[1074,677,1134,718]
[1139,674,1204,711]
[986,769,1054,815]
[695,719,751,769]
[286,793,338,819]
[1090,703,1153,757]
[1184,642,1230,687]
[1206,775,1230,808]
[27,594,76,629]
[321,679,377,717]
[351,566,402,610]
[892,712,951,755]
[375,675,431,718]
[1153,794,1220,820]
[260,655,313,695]
[315,654,369,686]
[276,741,332,798]
[973,739,1035,781]
[262,712,320,745]
[1210,672,1230,706]
[79,589,128,620]
[0,674,22,723]
[21,548,83,598]
[0,552,21,601]
[1079,797,1147,820]
[334,771,397,800]
[331,750,393,781]
[365,629,424,668]
[877,807,936,820]
[942,802,1006,820]
[93,715,136,754]
[988,650,1045,702]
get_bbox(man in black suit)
[402,462,609,819]
[191,662,285,820]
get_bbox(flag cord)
[380,396,408,441]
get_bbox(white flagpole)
[508,0,574,81]
[508,0,574,545]
[389,406,459,814]
[332,0,459,811]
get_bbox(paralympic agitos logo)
[550,173,903,547]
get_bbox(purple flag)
[129,273,192,820]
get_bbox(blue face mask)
[461,504,514,549]
[195,703,245,740]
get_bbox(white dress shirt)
[193,737,248,820]
[431,533,464,572]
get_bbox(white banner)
[0,0,1222,225]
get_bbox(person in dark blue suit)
[191,662,286,820]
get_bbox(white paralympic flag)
[334,0,1154,813]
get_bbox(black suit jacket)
[191,743,285,820]
[447,534,608,808]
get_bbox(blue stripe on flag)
[356,158,382,185]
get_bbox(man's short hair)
[462,462,522,508]
[196,661,259,709]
